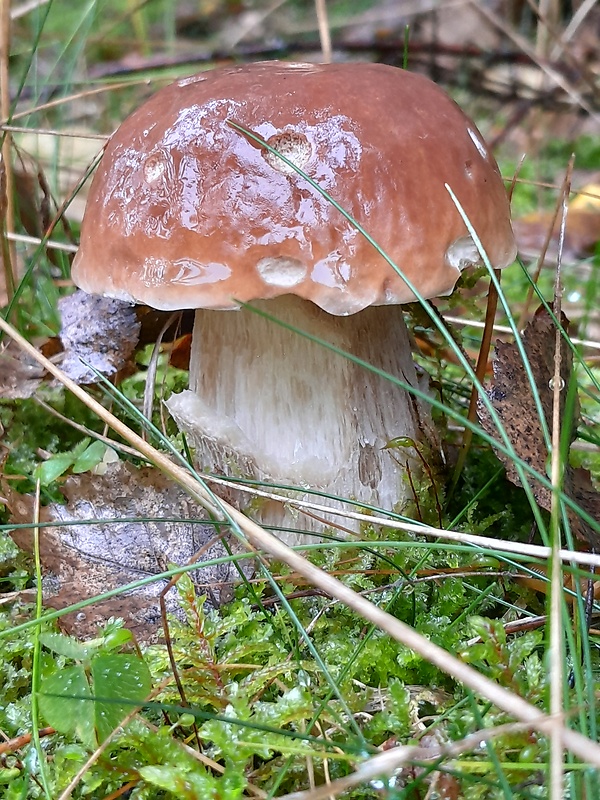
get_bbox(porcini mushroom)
[72,61,516,539]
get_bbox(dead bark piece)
[7,461,250,640]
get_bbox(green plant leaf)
[33,439,96,485]
[0,766,22,784]
[39,631,97,662]
[102,627,133,650]
[38,665,96,749]
[72,440,107,474]
[91,653,152,742]
[34,453,77,486]
[138,764,227,799]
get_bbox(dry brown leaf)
[12,151,69,266]
[478,306,599,548]
[169,333,192,371]
[58,290,140,383]
[7,460,250,640]
[13,130,100,225]
[570,184,600,213]
[513,208,600,263]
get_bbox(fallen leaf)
[7,460,251,640]
[14,129,100,225]
[478,306,599,548]
[570,184,600,213]
[169,333,192,371]
[11,150,77,268]
[513,208,600,263]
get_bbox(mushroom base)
[166,296,437,543]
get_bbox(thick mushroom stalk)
[167,297,433,538]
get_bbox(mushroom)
[72,61,516,539]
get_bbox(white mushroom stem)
[166,296,436,543]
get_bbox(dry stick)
[27,351,600,573]
[472,0,600,124]
[225,0,287,50]
[56,693,150,800]
[554,0,598,59]
[205,474,600,571]
[0,726,55,755]
[279,718,560,800]
[517,166,571,331]
[449,272,500,493]
[444,317,600,354]
[140,718,268,798]
[5,231,78,252]
[314,0,332,64]
[0,0,16,300]
[529,0,599,99]
[513,178,600,199]
[535,0,564,60]
[10,0,50,21]
[34,397,146,461]
[142,311,179,432]
[8,78,158,123]
[3,317,600,769]
[58,673,268,800]
[157,532,231,754]
[451,159,522,490]
[548,157,573,800]
[30,479,52,797]
[1,123,108,139]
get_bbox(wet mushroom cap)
[72,61,517,314]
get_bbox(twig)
[205,473,600,570]
[10,0,50,20]
[0,726,55,755]
[8,78,157,123]
[517,162,574,330]
[142,311,179,433]
[5,231,78,253]
[56,697,144,800]
[315,0,332,63]
[450,271,500,492]
[472,0,600,123]
[31,479,52,797]
[547,156,573,800]
[535,0,562,60]
[33,397,149,461]
[0,123,108,139]
[0,0,16,300]
[553,0,598,58]
[278,718,560,800]
[442,316,600,353]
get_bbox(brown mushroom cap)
[72,61,516,315]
